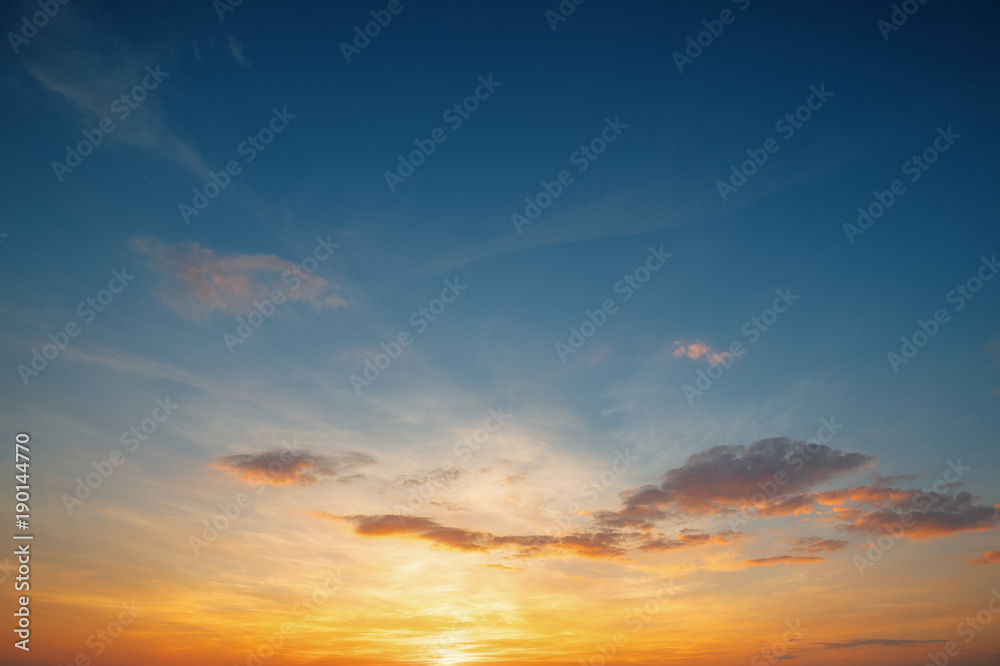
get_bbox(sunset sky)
[1,1,999,665]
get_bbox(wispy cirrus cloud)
[391,468,463,491]
[131,237,349,320]
[21,9,213,181]
[225,33,249,67]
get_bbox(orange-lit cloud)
[839,492,1000,538]
[756,494,817,517]
[814,486,899,506]
[743,555,825,566]
[816,638,941,649]
[790,536,849,553]
[972,550,1000,564]
[317,513,629,558]
[210,449,376,486]
[638,529,742,552]
[305,438,999,569]
[318,507,749,563]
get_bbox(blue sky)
[2,1,1000,665]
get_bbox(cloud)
[391,468,463,490]
[210,449,376,487]
[316,514,629,559]
[638,529,742,552]
[428,501,469,515]
[816,639,939,649]
[872,472,921,486]
[131,237,349,320]
[226,33,249,67]
[743,556,826,566]
[755,494,817,517]
[790,537,849,554]
[308,438,998,562]
[22,19,214,181]
[672,340,728,364]
[837,490,1000,539]
[972,550,1000,565]
[592,497,674,531]
[497,473,528,485]
[601,438,875,522]
[318,510,743,561]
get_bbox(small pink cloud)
[672,340,728,364]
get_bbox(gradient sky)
[2,1,1000,665]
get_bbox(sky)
[1,1,999,665]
